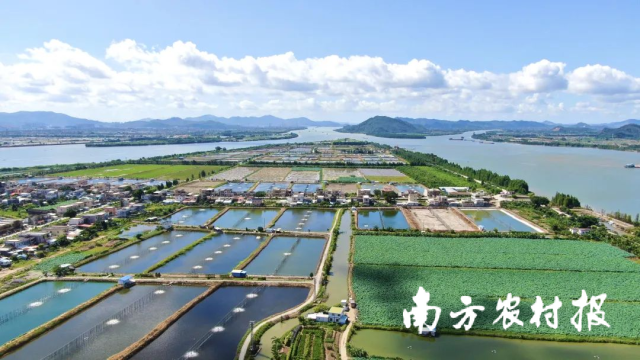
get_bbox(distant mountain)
[591,119,640,129]
[183,115,342,128]
[336,116,426,138]
[337,116,555,137]
[0,111,341,130]
[0,111,103,129]
[597,124,640,139]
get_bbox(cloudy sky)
[1,1,640,123]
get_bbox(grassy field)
[352,235,640,341]
[398,165,470,188]
[365,175,415,183]
[52,164,226,180]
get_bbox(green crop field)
[352,235,640,341]
[33,252,89,272]
[354,236,638,273]
[398,166,470,188]
[291,328,325,360]
[52,164,227,180]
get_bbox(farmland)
[285,170,321,183]
[290,328,325,360]
[352,265,640,340]
[246,167,292,181]
[398,165,470,188]
[323,168,363,181]
[52,164,226,180]
[359,168,414,183]
[354,236,639,272]
[211,166,259,181]
[352,235,640,341]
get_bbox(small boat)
[624,163,636,168]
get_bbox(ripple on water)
[233,237,241,240]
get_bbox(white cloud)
[0,39,639,122]
[509,60,567,93]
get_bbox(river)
[1,127,638,214]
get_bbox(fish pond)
[133,286,309,360]
[169,208,220,226]
[244,236,326,276]
[0,281,112,346]
[213,208,280,230]
[4,285,205,360]
[350,329,640,360]
[156,233,263,274]
[461,209,541,232]
[273,209,336,232]
[394,183,426,194]
[118,224,156,239]
[78,231,206,273]
[291,183,320,193]
[357,209,410,230]
[216,182,255,193]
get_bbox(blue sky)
[1,1,639,123]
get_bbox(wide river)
[1,127,639,214]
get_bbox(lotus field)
[352,235,640,341]
[354,236,639,273]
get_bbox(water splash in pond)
[193,265,203,269]
[211,326,225,332]
[256,236,262,239]
[154,290,165,295]
[175,234,184,237]
[244,217,251,220]
[57,288,71,293]
[130,255,140,259]
[149,247,158,251]
[232,307,245,313]
[246,293,258,298]
[29,301,43,307]
[109,264,120,269]
[162,241,170,244]
[184,351,199,358]
[106,319,120,325]
[233,237,241,240]
[205,257,213,261]
[214,251,222,254]
[283,252,292,256]
[223,244,231,247]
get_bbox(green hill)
[336,116,426,138]
[597,124,640,139]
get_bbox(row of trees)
[550,192,581,209]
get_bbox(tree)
[383,191,398,204]
[254,191,267,198]
[530,196,550,208]
[173,179,179,186]
[63,208,78,218]
[132,189,144,200]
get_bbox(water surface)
[273,209,336,232]
[213,209,280,230]
[462,209,539,232]
[0,281,112,346]
[169,208,220,226]
[357,209,410,230]
[244,236,326,276]
[133,286,309,360]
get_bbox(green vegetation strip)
[354,236,638,273]
[398,165,470,188]
[234,235,275,270]
[33,252,89,272]
[52,164,227,180]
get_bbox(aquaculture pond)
[133,286,309,360]
[213,208,280,230]
[118,224,156,239]
[244,236,326,276]
[357,209,410,230]
[169,208,220,226]
[78,231,206,273]
[394,183,426,194]
[216,182,255,193]
[157,233,263,274]
[0,281,112,346]
[461,209,541,232]
[253,182,290,193]
[326,211,353,305]
[349,329,640,360]
[273,209,337,232]
[291,183,320,194]
[4,285,205,360]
